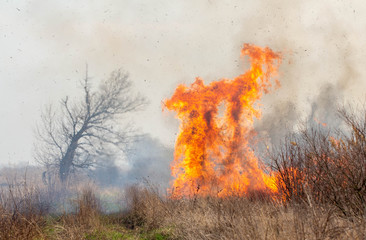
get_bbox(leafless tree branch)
[34,68,147,183]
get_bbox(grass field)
[0,181,365,240]
[1,107,366,239]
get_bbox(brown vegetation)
[0,179,47,239]
[271,106,366,218]
[1,106,366,239]
[119,185,365,240]
[0,179,364,239]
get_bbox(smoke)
[92,154,123,187]
[307,43,359,129]
[123,135,173,189]
[2,0,366,184]
[234,0,364,145]
[307,84,342,129]
[92,134,173,190]
[254,100,298,147]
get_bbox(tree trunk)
[59,140,78,183]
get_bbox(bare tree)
[34,68,147,183]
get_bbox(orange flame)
[164,44,281,198]
[313,117,327,127]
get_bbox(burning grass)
[271,106,366,219]
[164,44,281,198]
[1,101,366,239]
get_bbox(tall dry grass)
[0,169,105,239]
[116,104,366,239]
[0,175,364,239]
[1,104,366,239]
[0,180,48,239]
[121,185,366,240]
[271,106,366,219]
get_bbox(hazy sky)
[1,0,366,166]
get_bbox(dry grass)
[1,105,366,239]
[271,106,366,218]
[0,177,365,239]
[122,186,366,240]
[0,180,47,239]
[47,188,102,239]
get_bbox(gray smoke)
[123,135,173,189]
[92,134,173,190]
[2,1,366,186]
[255,100,299,147]
[242,0,363,145]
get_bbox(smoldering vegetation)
[1,104,366,239]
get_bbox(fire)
[314,117,327,127]
[164,44,281,198]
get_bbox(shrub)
[271,106,366,218]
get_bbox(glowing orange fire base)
[164,44,281,198]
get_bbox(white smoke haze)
[92,134,173,189]
[1,0,366,186]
